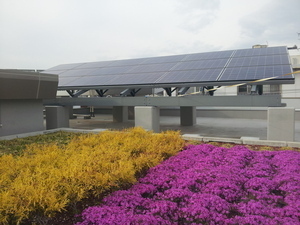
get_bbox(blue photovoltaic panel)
[142,54,187,64]
[46,63,85,71]
[58,68,98,77]
[107,58,147,67]
[219,65,293,81]
[42,46,293,89]
[75,61,115,69]
[157,69,223,84]
[233,46,288,57]
[227,55,290,68]
[128,63,177,73]
[66,75,117,87]
[106,72,167,85]
[184,50,233,61]
[58,77,82,87]
[172,59,228,71]
[86,66,133,76]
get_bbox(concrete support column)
[134,106,160,132]
[45,106,69,130]
[180,106,196,126]
[67,106,76,119]
[267,107,295,141]
[113,106,128,122]
[128,106,135,120]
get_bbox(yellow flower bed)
[0,128,185,224]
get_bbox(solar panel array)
[43,46,293,89]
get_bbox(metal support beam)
[164,87,177,96]
[44,95,282,107]
[178,87,190,95]
[95,89,108,97]
[66,90,75,97]
[120,88,141,97]
[73,90,89,98]
[67,90,89,98]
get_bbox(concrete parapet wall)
[0,99,45,137]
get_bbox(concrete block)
[182,134,203,141]
[202,137,243,144]
[135,106,160,132]
[128,106,135,120]
[45,106,69,130]
[113,106,128,122]
[286,142,300,148]
[242,139,287,147]
[240,136,260,140]
[180,106,196,126]
[267,107,295,142]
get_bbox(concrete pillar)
[67,106,76,119]
[267,107,295,141]
[128,106,135,120]
[113,106,128,122]
[45,106,69,130]
[180,106,196,126]
[134,106,160,132]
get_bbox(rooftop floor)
[69,114,300,142]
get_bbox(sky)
[0,0,299,69]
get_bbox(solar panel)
[142,54,187,64]
[58,68,98,77]
[75,61,115,69]
[172,59,228,70]
[58,77,82,86]
[43,46,293,89]
[86,66,133,76]
[219,65,293,81]
[156,69,223,84]
[107,72,166,85]
[184,50,234,61]
[46,63,85,71]
[227,55,290,68]
[128,63,178,73]
[107,58,147,67]
[233,46,288,57]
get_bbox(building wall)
[0,99,44,136]
[281,54,300,108]
[214,86,237,96]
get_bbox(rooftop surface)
[69,114,300,142]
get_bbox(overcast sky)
[0,0,299,69]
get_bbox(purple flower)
[76,144,300,225]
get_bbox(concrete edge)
[1,129,300,148]
[202,136,243,144]
[0,128,108,140]
[182,134,300,148]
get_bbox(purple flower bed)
[77,144,300,225]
